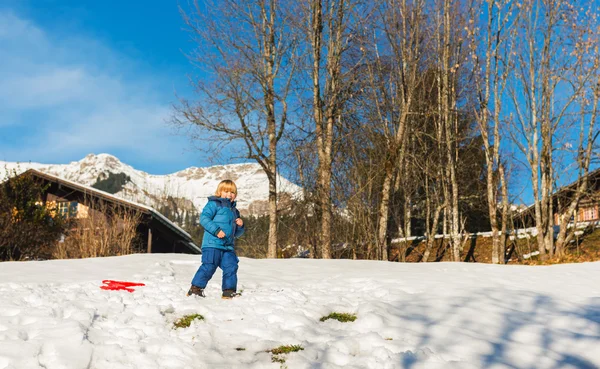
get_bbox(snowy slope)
[0,154,301,216]
[0,255,599,369]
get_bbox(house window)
[57,201,78,218]
[582,206,598,221]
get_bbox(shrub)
[320,312,357,323]
[53,198,143,259]
[269,345,304,355]
[173,314,204,329]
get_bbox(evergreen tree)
[0,170,70,260]
[92,173,131,194]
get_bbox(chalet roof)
[558,166,600,193]
[21,169,201,254]
[521,166,600,213]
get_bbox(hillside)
[388,227,600,265]
[0,153,301,217]
[0,254,599,368]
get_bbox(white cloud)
[1,68,89,109]
[0,11,189,166]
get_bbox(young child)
[188,179,245,299]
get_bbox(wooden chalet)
[552,167,600,224]
[517,167,600,227]
[21,169,201,255]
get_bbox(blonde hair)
[215,180,238,196]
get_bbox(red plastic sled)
[100,280,145,293]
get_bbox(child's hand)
[217,230,226,238]
[235,218,243,227]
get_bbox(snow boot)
[187,285,205,297]
[222,289,241,299]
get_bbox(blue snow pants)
[191,248,239,291]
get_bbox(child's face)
[220,190,236,202]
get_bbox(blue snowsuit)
[191,196,245,291]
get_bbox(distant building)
[551,168,600,224]
[518,168,600,227]
[19,169,201,255]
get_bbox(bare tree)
[431,0,470,261]
[554,8,600,256]
[301,0,358,258]
[507,0,596,260]
[362,0,428,260]
[468,0,516,263]
[174,0,297,258]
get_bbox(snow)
[1,255,599,369]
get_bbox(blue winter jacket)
[200,196,245,251]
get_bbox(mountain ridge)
[0,153,301,217]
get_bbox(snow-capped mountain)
[0,153,301,216]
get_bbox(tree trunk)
[267,172,278,258]
[422,204,445,263]
[376,164,394,260]
[310,0,330,259]
[311,0,346,259]
[438,0,461,262]
[473,0,512,264]
[319,133,333,259]
[499,164,509,263]
[404,195,411,239]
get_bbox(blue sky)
[0,0,218,174]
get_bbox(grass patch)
[267,345,304,366]
[173,314,204,329]
[320,312,357,323]
[269,345,304,355]
[235,347,246,351]
[272,355,286,364]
